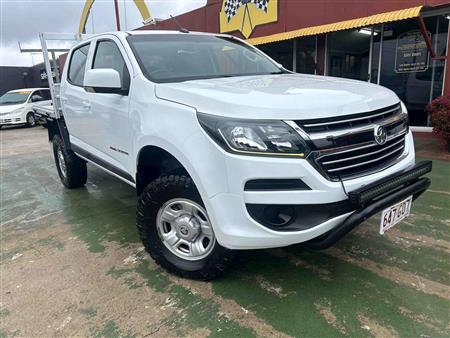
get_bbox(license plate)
[380,196,412,234]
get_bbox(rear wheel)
[52,135,87,188]
[26,112,36,127]
[137,175,235,280]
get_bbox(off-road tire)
[136,175,235,280]
[26,112,36,127]
[52,135,87,188]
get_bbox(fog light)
[262,205,295,227]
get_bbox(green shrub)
[426,95,450,151]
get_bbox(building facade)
[138,0,450,127]
[0,62,55,95]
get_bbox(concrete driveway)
[1,126,449,337]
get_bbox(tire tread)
[53,135,87,188]
[136,175,234,280]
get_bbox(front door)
[85,37,132,172]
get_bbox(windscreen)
[0,91,31,105]
[127,34,283,83]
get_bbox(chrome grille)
[316,134,406,180]
[293,103,409,181]
[298,104,401,133]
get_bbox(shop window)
[370,26,383,84]
[431,15,448,102]
[379,16,448,126]
[327,29,372,81]
[296,36,316,74]
[258,40,294,71]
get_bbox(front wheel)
[52,135,87,188]
[136,175,235,280]
[26,112,36,127]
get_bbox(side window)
[41,90,52,100]
[68,44,90,86]
[93,40,130,90]
[30,91,44,102]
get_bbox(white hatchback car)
[0,88,51,128]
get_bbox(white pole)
[123,0,128,30]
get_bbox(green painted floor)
[1,127,449,337]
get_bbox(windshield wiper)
[269,70,287,75]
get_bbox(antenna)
[170,15,189,33]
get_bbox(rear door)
[26,90,42,112]
[85,37,132,170]
[61,43,92,145]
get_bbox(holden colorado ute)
[45,31,431,280]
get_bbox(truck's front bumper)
[205,131,429,250]
[306,161,431,249]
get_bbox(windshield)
[0,91,31,105]
[127,34,284,83]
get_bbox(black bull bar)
[306,161,432,250]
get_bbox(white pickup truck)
[44,31,431,280]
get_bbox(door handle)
[82,101,91,109]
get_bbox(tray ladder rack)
[38,32,84,119]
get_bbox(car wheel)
[137,175,235,280]
[52,135,87,188]
[26,112,36,127]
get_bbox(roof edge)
[247,6,423,45]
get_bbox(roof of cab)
[8,88,49,93]
[76,30,238,50]
[127,30,217,36]
[86,30,228,39]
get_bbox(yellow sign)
[220,0,278,39]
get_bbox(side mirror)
[84,69,123,94]
[31,95,42,102]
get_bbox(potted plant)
[426,95,450,152]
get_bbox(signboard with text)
[395,30,430,73]
[40,69,56,80]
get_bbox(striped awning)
[247,6,423,45]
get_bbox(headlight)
[197,113,309,157]
[400,101,410,128]
[400,101,408,115]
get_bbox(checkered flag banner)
[224,0,269,22]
